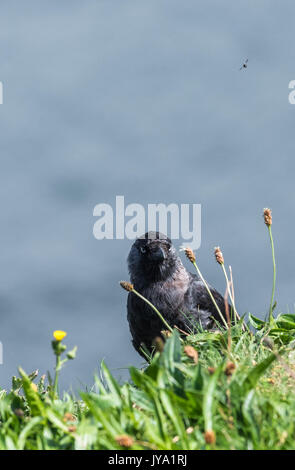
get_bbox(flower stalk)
[214,247,243,327]
[263,208,276,322]
[184,248,229,330]
[51,331,77,398]
[120,281,173,333]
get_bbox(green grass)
[1,323,295,450]
[0,208,293,450]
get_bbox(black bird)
[239,58,248,70]
[126,232,230,357]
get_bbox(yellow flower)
[53,330,67,342]
[31,383,38,392]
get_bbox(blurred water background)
[0,0,295,391]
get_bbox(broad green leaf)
[46,409,73,434]
[18,417,44,449]
[203,364,223,431]
[242,354,276,394]
[80,392,122,437]
[162,330,184,392]
[74,420,99,450]
[100,361,122,407]
[159,389,189,447]
[248,314,265,330]
[18,367,45,417]
[242,390,259,445]
[191,363,204,391]
[162,330,182,371]
[275,314,295,331]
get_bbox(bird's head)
[127,232,180,285]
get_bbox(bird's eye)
[140,247,146,254]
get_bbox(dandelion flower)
[53,330,67,342]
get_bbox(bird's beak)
[150,246,166,263]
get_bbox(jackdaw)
[126,231,230,357]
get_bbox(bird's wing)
[127,292,165,356]
[183,273,230,328]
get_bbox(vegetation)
[0,207,294,450]
[1,323,295,450]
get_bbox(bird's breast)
[141,269,190,312]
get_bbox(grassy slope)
[0,325,295,450]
